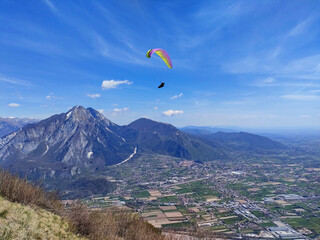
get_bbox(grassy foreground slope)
[0,196,84,240]
[0,169,169,240]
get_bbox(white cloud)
[46,93,62,100]
[170,93,183,100]
[299,115,311,118]
[112,107,129,113]
[8,103,20,107]
[101,80,132,90]
[162,110,184,117]
[281,94,320,101]
[98,109,104,114]
[87,93,101,99]
[153,106,158,110]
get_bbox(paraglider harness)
[158,82,165,88]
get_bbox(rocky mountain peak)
[66,105,91,121]
[0,105,135,173]
[63,106,113,129]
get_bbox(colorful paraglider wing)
[146,49,172,69]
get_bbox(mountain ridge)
[0,106,287,190]
[0,117,38,138]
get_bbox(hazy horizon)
[1,105,320,134]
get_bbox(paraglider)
[146,48,172,88]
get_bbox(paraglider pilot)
[158,82,165,88]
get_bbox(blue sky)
[1,0,320,128]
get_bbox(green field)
[251,210,265,218]
[259,221,277,227]
[157,196,178,203]
[133,190,151,198]
[221,216,242,225]
[175,181,220,200]
[284,217,320,235]
[162,222,191,228]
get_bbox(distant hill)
[180,126,235,135]
[0,117,38,137]
[197,131,287,153]
[127,118,227,161]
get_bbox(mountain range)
[180,126,236,135]
[0,106,287,196]
[0,117,37,138]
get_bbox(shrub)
[0,169,62,214]
[67,204,166,240]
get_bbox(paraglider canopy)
[146,48,172,69]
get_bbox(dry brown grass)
[0,196,84,240]
[0,169,169,240]
[67,203,167,240]
[0,169,62,214]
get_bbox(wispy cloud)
[281,94,320,101]
[309,89,320,93]
[87,93,101,99]
[170,93,183,100]
[153,106,158,110]
[299,114,311,118]
[286,18,312,38]
[43,0,58,13]
[92,34,148,65]
[229,114,258,119]
[252,77,276,87]
[0,75,31,86]
[101,80,132,90]
[252,77,319,88]
[8,103,20,107]
[225,54,320,81]
[163,110,184,117]
[222,100,248,105]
